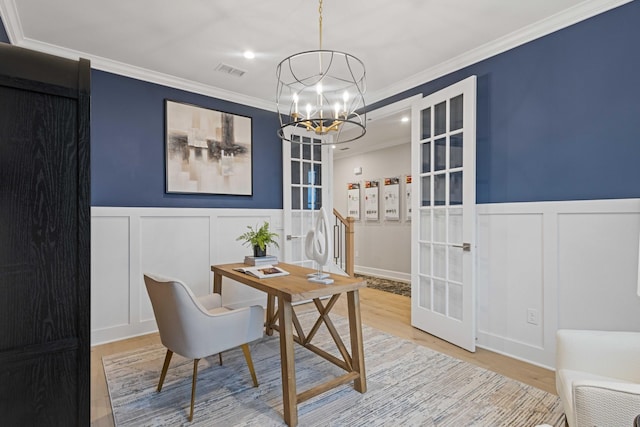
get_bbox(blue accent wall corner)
[0,15,10,43]
[370,1,640,204]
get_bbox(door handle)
[451,242,471,251]
[286,234,304,241]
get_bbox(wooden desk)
[211,263,367,426]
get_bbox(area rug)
[355,274,411,297]
[103,312,564,426]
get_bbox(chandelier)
[276,0,366,145]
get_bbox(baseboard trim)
[354,266,411,283]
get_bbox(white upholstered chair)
[556,329,640,427]
[144,274,265,422]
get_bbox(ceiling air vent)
[215,63,246,78]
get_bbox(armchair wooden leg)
[241,343,258,387]
[158,349,173,392]
[189,358,200,422]
[218,353,223,365]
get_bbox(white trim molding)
[1,0,632,109]
[367,0,634,103]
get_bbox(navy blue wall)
[369,1,640,204]
[0,16,9,43]
[91,70,283,208]
[5,2,640,206]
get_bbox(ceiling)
[0,0,628,153]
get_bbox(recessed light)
[243,51,255,59]
[401,116,409,123]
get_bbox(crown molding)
[0,0,274,111]
[15,37,275,111]
[0,0,23,44]
[2,0,632,110]
[366,0,634,105]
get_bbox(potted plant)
[236,221,279,257]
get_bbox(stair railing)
[332,208,355,277]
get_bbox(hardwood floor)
[90,288,556,426]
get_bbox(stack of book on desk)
[244,255,278,266]
[234,264,289,279]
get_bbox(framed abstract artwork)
[165,99,253,195]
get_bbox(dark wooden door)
[0,44,90,426]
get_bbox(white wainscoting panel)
[477,213,545,349]
[557,210,640,331]
[476,199,640,369]
[140,216,211,322]
[91,216,130,331]
[91,207,282,345]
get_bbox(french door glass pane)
[303,187,321,210]
[419,276,432,310]
[450,133,463,168]
[433,209,446,243]
[291,136,301,155]
[302,162,311,184]
[313,143,322,161]
[433,244,446,279]
[449,247,463,283]
[292,211,302,234]
[291,161,300,184]
[419,243,431,275]
[434,174,446,206]
[435,138,446,171]
[448,282,463,320]
[450,94,464,131]
[421,142,431,173]
[291,187,301,209]
[433,279,447,314]
[302,142,311,160]
[420,210,431,240]
[421,107,431,140]
[421,176,431,206]
[313,163,321,186]
[449,207,463,244]
[292,238,302,258]
[450,171,463,206]
[434,101,447,136]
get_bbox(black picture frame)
[165,99,253,195]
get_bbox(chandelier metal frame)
[276,0,366,145]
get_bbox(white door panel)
[411,76,477,352]
[282,130,334,268]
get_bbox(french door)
[411,76,477,352]
[282,129,334,268]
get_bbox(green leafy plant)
[236,221,280,252]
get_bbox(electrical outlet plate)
[527,308,539,325]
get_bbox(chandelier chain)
[319,0,323,50]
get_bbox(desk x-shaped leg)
[267,291,367,426]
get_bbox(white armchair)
[556,329,640,427]
[144,274,265,422]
